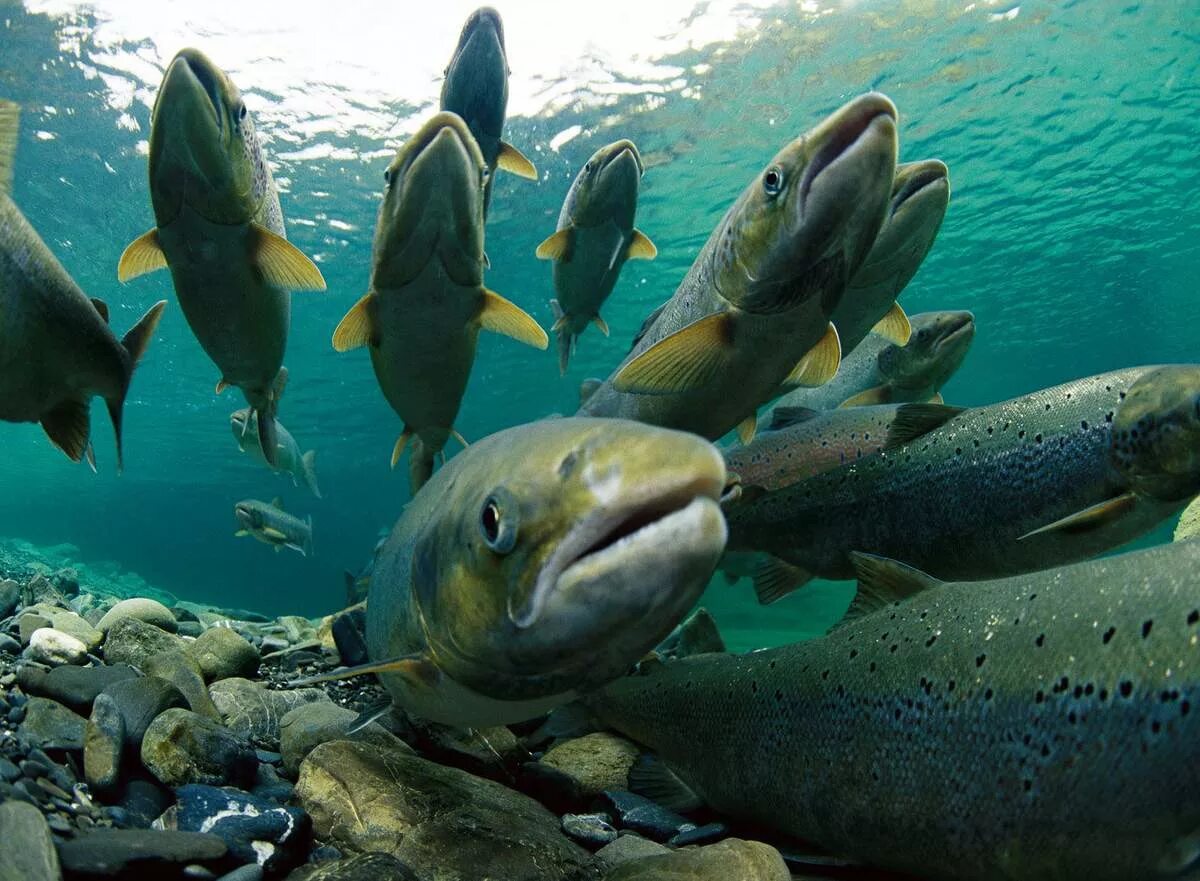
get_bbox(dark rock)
[8,703,26,724]
[307,845,342,863]
[670,821,729,847]
[330,607,368,666]
[117,775,174,829]
[143,650,222,720]
[187,628,259,682]
[255,749,281,763]
[178,622,204,639]
[284,853,419,881]
[0,800,61,881]
[46,812,72,834]
[411,720,524,778]
[55,828,228,878]
[517,759,588,814]
[172,607,200,624]
[0,633,22,655]
[562,812,618,847]
[602,838,790,880]
[602,791,695,842]
[0,756,20,781]
[278,701,411,778]
[0,578,19,618]
[20,663,139,714]
[20,695,87,751]
[96,598,178,634]
[209,678,330,747]
[250,763,294,803]
[217,866,264,881]
[592,834,671,872]
[101,675,188,746]
[141,708,257,788]
[102,617,184,667]
[165,784,311,875]
[84,693,126,792]
[22,574,66,607]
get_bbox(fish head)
[409,418,728,702]
[1111,366,1200,502]
[440,6,508,138]
[372,112,487,288]
[148,48,262,226]
[878,310,975,391]
[712,92,897,316]
[567,140,644,224]
[229,408,253,440]
[234,500,264,531]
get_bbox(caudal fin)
[408,436,437,495]
[106,299,167,473]
[301,449,321,498]
[256,367,288,467]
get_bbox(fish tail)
[301,449,321,498]
[408,436,437,494]
[556,325,573,375]
[107,299,167,473]
[256,367,288,468]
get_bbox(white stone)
[24,627,88,666]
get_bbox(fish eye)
[479,492,518,554]
[237,102,247,121]
[383,168,391,185]
[584,162,592,173]
[762,166,784,196]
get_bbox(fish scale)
[591,539,1200,881]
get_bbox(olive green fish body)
[234,498,313,556]
[593,539,1200,881]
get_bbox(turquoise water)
[0,0,1196,645]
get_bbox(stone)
[165,784,311,875]
[669,822,729,847]
[18,662,138,713]
[279,701,411,777]
[0,632,21,654]
[141,708,257,788]
[22,574,66,607]
[0,578,20,618]
[295,740,593,881]
[540,733,640,799]
[210,678,331,746]
[101,675,188,746]
[0,756,19,782]
[330,606,368,666]
[96,597,178,634]
[218,866,265,881]
[562,812,618,847]
[602,838,791,880]
[56,828,228,877]
[178,621,204,638]
[0,800,61,881]
[84,692,126,792]
[143,649,222,719]
[20,696,87,750]
[602,791,695,842]
[187,627,260,681]
[251,762,294,803]
[593,835,671,872]
[276,616,315,645]
[23,626,88,665]
[102,616,185,667]
[117,775,174,829]
[284,853,420,881]
[16,603,102,650]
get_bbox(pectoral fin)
[1018,493,1139,541]
[550,299,569,333]
[285,653,441,689]
[592,314,610,336]
[0,100,17,196]
[626,229,657,260]
[332,292,378,352]
[736,413,757,445]
[41,398,90,463]
[262,527,288,541]
[628,755,705,813]
[766,406,821,431]
[496,141,538,179]
[883,403,965,450]
[871,302,912,345]
[783,323,841,388]
[838,552,943,629]
[235,529,250,537]
[250,223,327,291]
[117,229,168,282]
[839,385,892,407]
[479,289,549,349]
[928,392,945,404]
[613,312,735,394]
[450,429,469,449]
[536,228,573,261]
[752,555,813,605]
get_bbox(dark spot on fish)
[558,451,578,478]
[750,681,757,693]
[1085,683,1095,696]
[1099,688,1109,701]
[1151,720,1162,734]
[925,635,937,647]
[1102,626,1115,644]
[1142,620,1153,639]
[984,687,994,701]
[1044,403,1051,411]
[1120,681,1133,698]
[1081,420,1089,430]
[869,662,877,672]
[1034,433,1043,443]
[774,689,783,701]
[849,649,858,659]
[986,426,994,435]
[1029,594,1038,602]
[1023,780,1032,792]
[1183,701,1191,716]
[1041,744,1050,757]
[890,644,898,653]
[955,447,962,455]
[1105,411,1114,423]
[769,660,776,670]
[894,708,902,720]
[821,669,830,680]
[1018,430,1026,440]
[1119,391,1126,399]
[1068,711,1077,725]
[976,654,986,667]
[1035,634,1045,648]
[1188,610,1199,626]
[1073,685,1083,699]
[948,680,956,692]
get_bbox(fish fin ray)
[613,312,735,394]
[450,429,469,449]
[628,754,705,813]
[84,443,97,473]
[41,398,90,463]
[839,385,892,408]
[871,302,912,345]
[766,406,821,432]
[496,141,537,179]
[752,555,812,605]
[286,654,440,688]
[1018,493,1139,541]
[928,391,945,404]
[117,229,168,282]
[592,314,610,336]
[883,403,965,450]
[390,428,413,470]
[250,223,326,290]
[736,412,757,445]
[536,228,572,261]
[479,288,549,349]
[626,229,657,260]
[345,699,395,736]
[783,323,841,388]
[332,291,378,352]
[840,552,943,628]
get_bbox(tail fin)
[107,299,168,473]
[301,449,321,498]
[256,367,288,467]
[551,299,572,375]
[408,436,436,495]
[306,515,314,557]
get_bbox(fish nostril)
[558,451,578,479]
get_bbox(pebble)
[539,732,640,799]
[20,695,88,751]
[0,800,61,881]
[187,627,260,682]
[56,828,229,877]
[18,662,139,713]
[210,678,331,746]
[0,756,19,782]
[217,866,265,881]
[0,632,22,654]
[102,616,185,667]
[101,675,189,746]
[143,649,223,720]
[0,578,19,618]
[84,692,127,791]
[602,790,696,842]
[97,597,179,634]
[251,762,294,803]
[278,701,410,778]
[603,837,791,880]
[593,833,672,872]
[23,626,88,665]
[17,603,103,651]
[670,821,729,847]
[284,852,420,881]
[117,775,175,829]
[141,708,258,788]
[561,811,618,847]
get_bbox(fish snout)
[1112,367,1200,501]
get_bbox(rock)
[23,626,88,665]
[669,822,729,847]
[143,649,221,719]
[96,597,178,634]
[276,616,315,645]
[413,721,522,777]
[0,632,21,654]
[602,838,790,880]
[18,662,139,713]
[84,692,126,792]
[0,756,19,782]
[251,762,294,803]
[218,866,265,881]
[562,812,618,847]
[284,853,420,881]
[20,696,87,750]
[279,701,411,778]
[187,627,259,681]
[0,800,61,881]
[100,675,188,746]
[0,578,20,618]
[602,791,695,843]
[165,784,311,875]
[210,678,331,746]
[116,775,174,829]
[140,708,257,788]
[22,574,67,607]
[592,835,671,872]
[102,617,184,667]
[56,828,228,877]
[16,603,102,650]
[330,606,368,666]
[540,733,640,799]
[177,621,204,638]
[295,740,593,881]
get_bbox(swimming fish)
[118,48,326,468]
[440,6,537,216]
[295,417,728,728]
[536,139,656,373]
[727,365,1200,603]
[331,111,548,492]
[578,93,899,444]
[230,408,321,498]
[830,159,950,357]
[770,309,974,412]
[0,100,166,469]
[234,497,313,557]
[590,539,1200,881]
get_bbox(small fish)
[590,539,1200,881]
[230,408,321,498]
[293,417,728,728]
[579,93,899,445]
[118,48,326,467]
[727,365,1200,603]
[0,100,166,469]
[234,497,313,557]
[439,6,537,216]
[771,309,974,412]
[331,112,547,492]
[536,139,656,373]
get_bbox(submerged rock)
[143,649,222,719]
[100,675,189,747]
[210,678,331,746]
[539,732,640,799]
[187,627,260,681]
[601,791,695,843]
[601,838,790,880]
[284,852,420,881]
[56,828,228,877]
[0,800,61,881]
[23,627,88,666]
[17,603,102,651]
[140,708,257,788]
[592,835,671,873]
[96,597,179,635]
[278,701,410,778]
[84,692,127,792]
[20,696,87,751]
[17,662,138,713]
[102,617,184,667]
[0,578,19,618]
[562,812,619,847]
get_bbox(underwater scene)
[1,0,1198,879]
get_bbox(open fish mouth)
[800,92,898,209]
[891,160,949,217]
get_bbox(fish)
[1177,496,1200,543]
[117,48,326,468]
[829,159,950,357]
[439,6,537,216]
[590,539,1200,881]
[770,309,974,412]
[331,111,548,492]
[294,417,728,728]
[0,99,166,469]
[536,139,656,373]
[578,93,898,445]
[230,408,321,498]
[726,365,1200,603]
[234,497,313,557]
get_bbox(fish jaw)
[572,140,643,225]
[1111,365,1200,502]
[440,7,508,139]
[881,309,975,391]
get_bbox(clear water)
[1,0,1196,648]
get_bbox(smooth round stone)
[97,598,178,635]
[209,678,331,746]
[562,812,619,847]
[101,676,188,746]
[143,649,222,720]
[23,627,88,666]
[141,708,257,788]
[0,633,21,654]
[56,829,228,877]
[602,790,695,842]
[593,833,672,872]
[167,783,311,874]
[102,617,184,667]
[20,696,87,751]
[19,662,139,714]
[278,701,409,778]
[16,603,102,651]
[186,627,259,682]
[0,579,19,619]
[84,692,126,792]
[217,866,265,881]
[604,837,791,880]
[539,732,640,799]
[0,800,61,881]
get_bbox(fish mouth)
[931,312,976,354]
[160,49,224,132]
[391,112,483,186]
[799,92,897,211]
[890,159,949,217]
[460,6,505,51]
[602,140,644,177]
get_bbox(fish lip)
[932,312,976,353]
[164,50,222,132]
[602,140,644,177]
[890,160,949,217]
[799,93,897,211]
[392,112,481,183]
[460,6,505,51]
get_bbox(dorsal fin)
[766,406,821,432]
[837,552,943,629]
[883,403,965,450]
[0,100,18,197]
